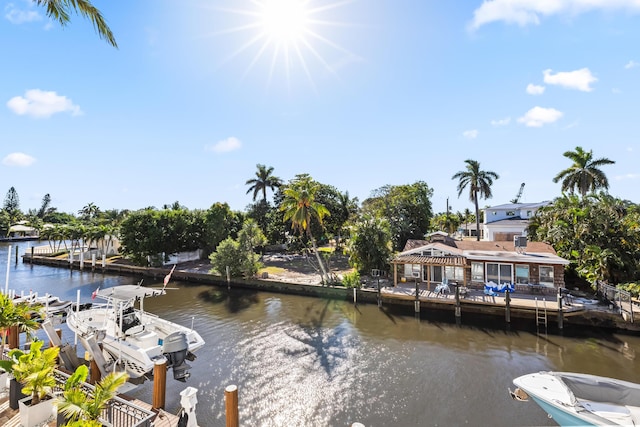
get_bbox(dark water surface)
[3,243,640,427]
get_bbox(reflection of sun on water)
[215,0,358,93]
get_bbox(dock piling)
[557,288,564,330]
[454,282,461,321]
[152,360,167,410]
[505,289,511,324]
[225,384,239,427]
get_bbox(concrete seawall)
[23,254,640,334]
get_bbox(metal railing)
[596,281,634,323]
[52,369,155,427]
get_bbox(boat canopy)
[96,285,165,302]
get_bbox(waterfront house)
[391,232,569,293]
[482,201,550,241]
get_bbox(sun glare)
[212,0,358,92]
[259,0,309,43]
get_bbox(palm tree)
[553,146,615,197]
[246,164,283,202]
[452,160,499,241]
[34,0,117,47]
[281,175,331,284]
[79,202,100,220]
[0,293,41,359]
[58,365,129,427]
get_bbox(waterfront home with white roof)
[482,201,551,241]
[391,232,569,293]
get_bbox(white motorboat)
[12,292,74,316]
[66,284,205,382]
[510,371,640,426]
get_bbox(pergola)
[390,255,468,287]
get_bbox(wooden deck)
[381,282,625,314]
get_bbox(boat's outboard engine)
[162,331,191,381]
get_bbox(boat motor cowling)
[162,331,191,381]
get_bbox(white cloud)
[5,2,42,24]
[207,137,242,153]
[463,129,478,139]
[543,68,597,92]
[7,89,82,118]
[517,106,563,127]
[526,84,545,95]
[614,173,640,181]
[625,60,639,69]
[490,117,511,127]
[469,0,640,31]
[2,152,36,167]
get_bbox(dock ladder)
[535,297,548,332]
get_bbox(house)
[482,201,551,241]
[391,232,569,292]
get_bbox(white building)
[482,202,551,241]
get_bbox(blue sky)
[1,0,639,215]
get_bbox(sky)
[1,0,639,216]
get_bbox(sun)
[258,0,310,44]
[212,0,358,92]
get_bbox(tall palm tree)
[246,164,283,202]
[281,175,330,284]
[553,146,615,197]
[452,160,499,241]
[35,0,117,47]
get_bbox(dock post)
[69,251,73,270]
[557,288,564,330]
[30,247,34,264]
[8,325,18,349]
[79,251,84,271]
[454,283,461,321]
[353,287,357,305]
[91,253,96,272]
[101,254,106,270]
[152,360,167,410]
[226,266,231,291]
[15,245,18,265]
[225,384,239,427]
[377,278,382,308]
[505,289,511,324]
[414,280,420,314]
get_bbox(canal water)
[3,243,640,427]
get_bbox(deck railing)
[52,370,156,427]
[0,353,156,427]
[597,281,634,323]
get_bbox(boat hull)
[512,372,640,427]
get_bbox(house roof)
[391,255,466,266]
[397,239,569,265]
[8,224,36,233]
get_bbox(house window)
[506,211,515,216]
[486,263,513,284]
[526,210,532,217]
[445,266,464,282]
[539,266,554,286]
[515,265,529,284]
[411,264,421,278]
[431,266,443,283]
[471,262,484,282]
